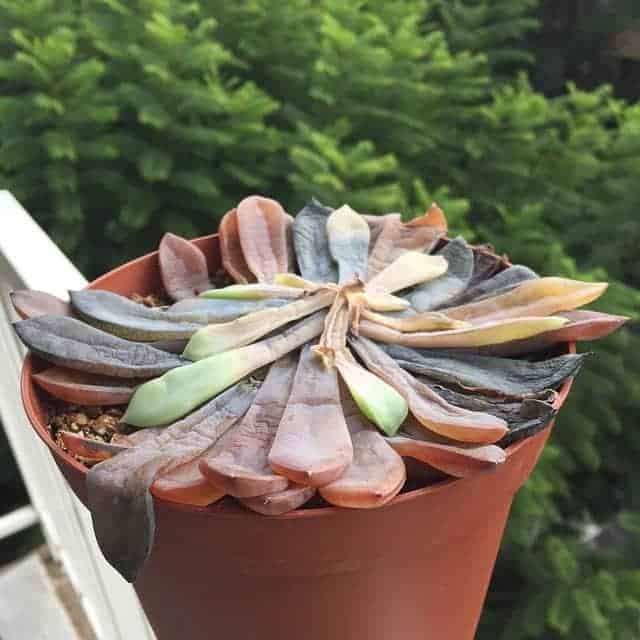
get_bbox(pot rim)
[18,234,576,520]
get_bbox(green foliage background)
[1,1,639,637]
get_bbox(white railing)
[0,191,155,640]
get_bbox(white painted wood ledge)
[0,191,154,640]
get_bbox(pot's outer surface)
[20,235,572,640]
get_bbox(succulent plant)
[12,194,627,581]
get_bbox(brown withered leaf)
[236,195,294,282]
[158,232,212,300]
[387,418,506,478]
[350,337,508,443]
[33,367,139,405]
[268,344,353,487]
[10,290,72,319]
[14,316,187,378]
[200,355,297,498]
[218,208,255,284]
[239,484,316,515]
[86,381,258,581]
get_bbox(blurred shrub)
[0,1,639,637]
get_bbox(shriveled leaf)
[360,308,468,333]
[150,425,245,507]
[183,290,334,359]
[445,278,608,322]
[13,316,186,378]
[432,385,558,446]
[334,348,408,436]
[10,290,72,319]
[383,344,588,398]
[60,431,128,461]
[33,367,139,405]
[268,345,353,487]
[326,204,370,283]
[70,290,204,341]
[239,484,316,515]
[350,337,508,443]
[360,292,410,311]
[408,237,473,311]
[450,264,538,306]
[158,232,211,301]
[123,312,325,427]
[273,273,319,289]
[359,316,568,348]
[366,252,448,295]
[292,198,338,282]
[387,419,506,477]
[367,206,444,277]
[200,355,297,497]
[218,208,254,284]
[313,295,350,364]
[200,283,308,300]
[151,458,225,507]
[236,195,294,282]
[319,393,405,508]
[468,245,509,287]
[87,381,258,581]
[168,296,290,323]
[471,310,629,357]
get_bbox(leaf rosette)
[12,194,627,581]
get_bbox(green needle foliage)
[0,0,639,637]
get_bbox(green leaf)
[137,149,172,182]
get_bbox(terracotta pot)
[20,235,574,640]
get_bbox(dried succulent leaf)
[359,292,411,312]
[360,309,468,333]
[123,312,325,427]
[366,252,448,295]
[168,296,289,323]
[360,316,568,349]
[333,348,408,436]
[387,420,506,477]
[200,355,297,497]
[239,484,316,515]
[70,290,204,341]
[158,232,211,301]
[218,208,255,284]
[33,367,139,405]
[319,392,406,508]
[314,295,350,364]
[408,238,474,311]
[326,205,370,283]
[473,310,629,357]
[383,344,588,398]
[151,459,225,507]
[183,291,334,360]
[236,195,294,282]
[450,265,538,306]
[268,345,353,487]
[200,283,309,300]
[273,273,319,289]
[87,381,258,581]
[468,245,508,286]
[14,316,186,378]
[60,431,128,460]
[445,278,608,323]
[367,206,444,277]
[350,337,508,443]
[10,290,72,319]
[431,385,558,446]
[292,198,338,282]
